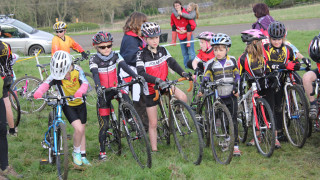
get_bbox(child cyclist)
[89,31,142,161]
[238,29,277,147]
[34,50,90,166]
[202,33,241,156]
[52,21,89,59]
[136,22,192,152]
[186,31,215,72]
[303,34,320,120]
[264,21,301,148]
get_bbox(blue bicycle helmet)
[210,33,232,47]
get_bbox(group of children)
[31,19,319,168]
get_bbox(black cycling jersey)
[0,41,13,77]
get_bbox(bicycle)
[275,68,309,148]
[309,79,320,134]
[237,72,276,157]
[200,80,235,165]
[8,88,21,127]
[96,78,151,169]
[37,95,80,180]
[10,51,95,113]
[154,77,204,165]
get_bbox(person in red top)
[171,0,197,68]
[51,21,89,59]
[186,31,215,73]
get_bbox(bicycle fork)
[283,84,299,119]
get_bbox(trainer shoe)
[72,152,83,166]
[275,139,281,149]
[309,104,318,120]
[81,157,92,166]
[233,146,241,156]
[99,152,107,161]
[0,166,23,179]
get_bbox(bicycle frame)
[282,71,300,119]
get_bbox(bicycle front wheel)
[56,123,69,180]
[11,76,45,113]
[237,99,248,143]
[157,95,171,145]
[200,96,213,147]
[171,99,203,165]
[252,98,275,157]
[210,102,234,165]
[8,89,21,127]
[283,85,308,148]
[121,102,151,168]
[84,72,97,107]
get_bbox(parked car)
[0,14,53,56]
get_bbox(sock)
[311,100,317,105]
[81,151,86,157]
[234,145,239,149]
[9,128,15,134]
[73,146,81,153]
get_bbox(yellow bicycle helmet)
[53,21,67,30]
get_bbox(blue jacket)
[119,31,145,67]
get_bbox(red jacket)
[170,8,196,40]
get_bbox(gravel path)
[72,18,320,50]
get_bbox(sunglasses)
[98,44,112,49]
[56,30,64,33]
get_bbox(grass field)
[8,30,320,179]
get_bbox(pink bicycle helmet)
[241,29,266,44]
[196,31,215,41]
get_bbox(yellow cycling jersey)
[51,35,84,56]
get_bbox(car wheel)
[28,45,44,56]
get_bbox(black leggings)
[220,95,239,144]
[0,98,8,170]
[172,24,192,32]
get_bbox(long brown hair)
[189,2,199,19]
[123,12,147,36]
[246,40,264,63]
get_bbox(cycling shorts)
[62,103,87,124]
[312,68,320,79]
[145,89,167,107]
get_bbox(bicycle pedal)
[41,141,49,149]
[40,159,49,165]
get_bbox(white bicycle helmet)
[50,51,72,80]
[141,22,161,38]
[210,33,232,47]
[53,21,67,30]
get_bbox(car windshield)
[11,20,35,34]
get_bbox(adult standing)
[171,0,197,68]
[0,32,22,179]
[119,12,149,129]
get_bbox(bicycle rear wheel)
[252,98,275,157]
[157,95,171,145]
[56,123,69,180]
[200,96,212,147]
[237,99,248,143]
[11,76,45,113]
[84,72,97,107]
[283,85,308,148]
[8,89,21,127]
[121,102,151,168]
[210,102,234,165]
[171,99,203,165]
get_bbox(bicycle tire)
[8,89,21,127]
[48,111,55,164]
[11,76,45,113]
[210,102,235,165]
[252,98,275,157]
[56,123,69,180]
[171,99,203,165]
[84,72,97,107]
[200,96,212,147]
[282,85,308,148]
[237,100,248,143]
[120,101,151,168]
[96,103,122,155]
[157,95,171,145]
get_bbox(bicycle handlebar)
[153,77,193,102]
[73,50,91,64]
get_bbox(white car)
[0,15,53,56]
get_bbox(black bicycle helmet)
[92,31,113,45]
[309,35,320,63]
[268,21,286,39]
[141,22,161,38]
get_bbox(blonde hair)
[189,2,199,19]
[246,40,264,63]
[123,12,147,36]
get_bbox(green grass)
[9,30,320,179]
